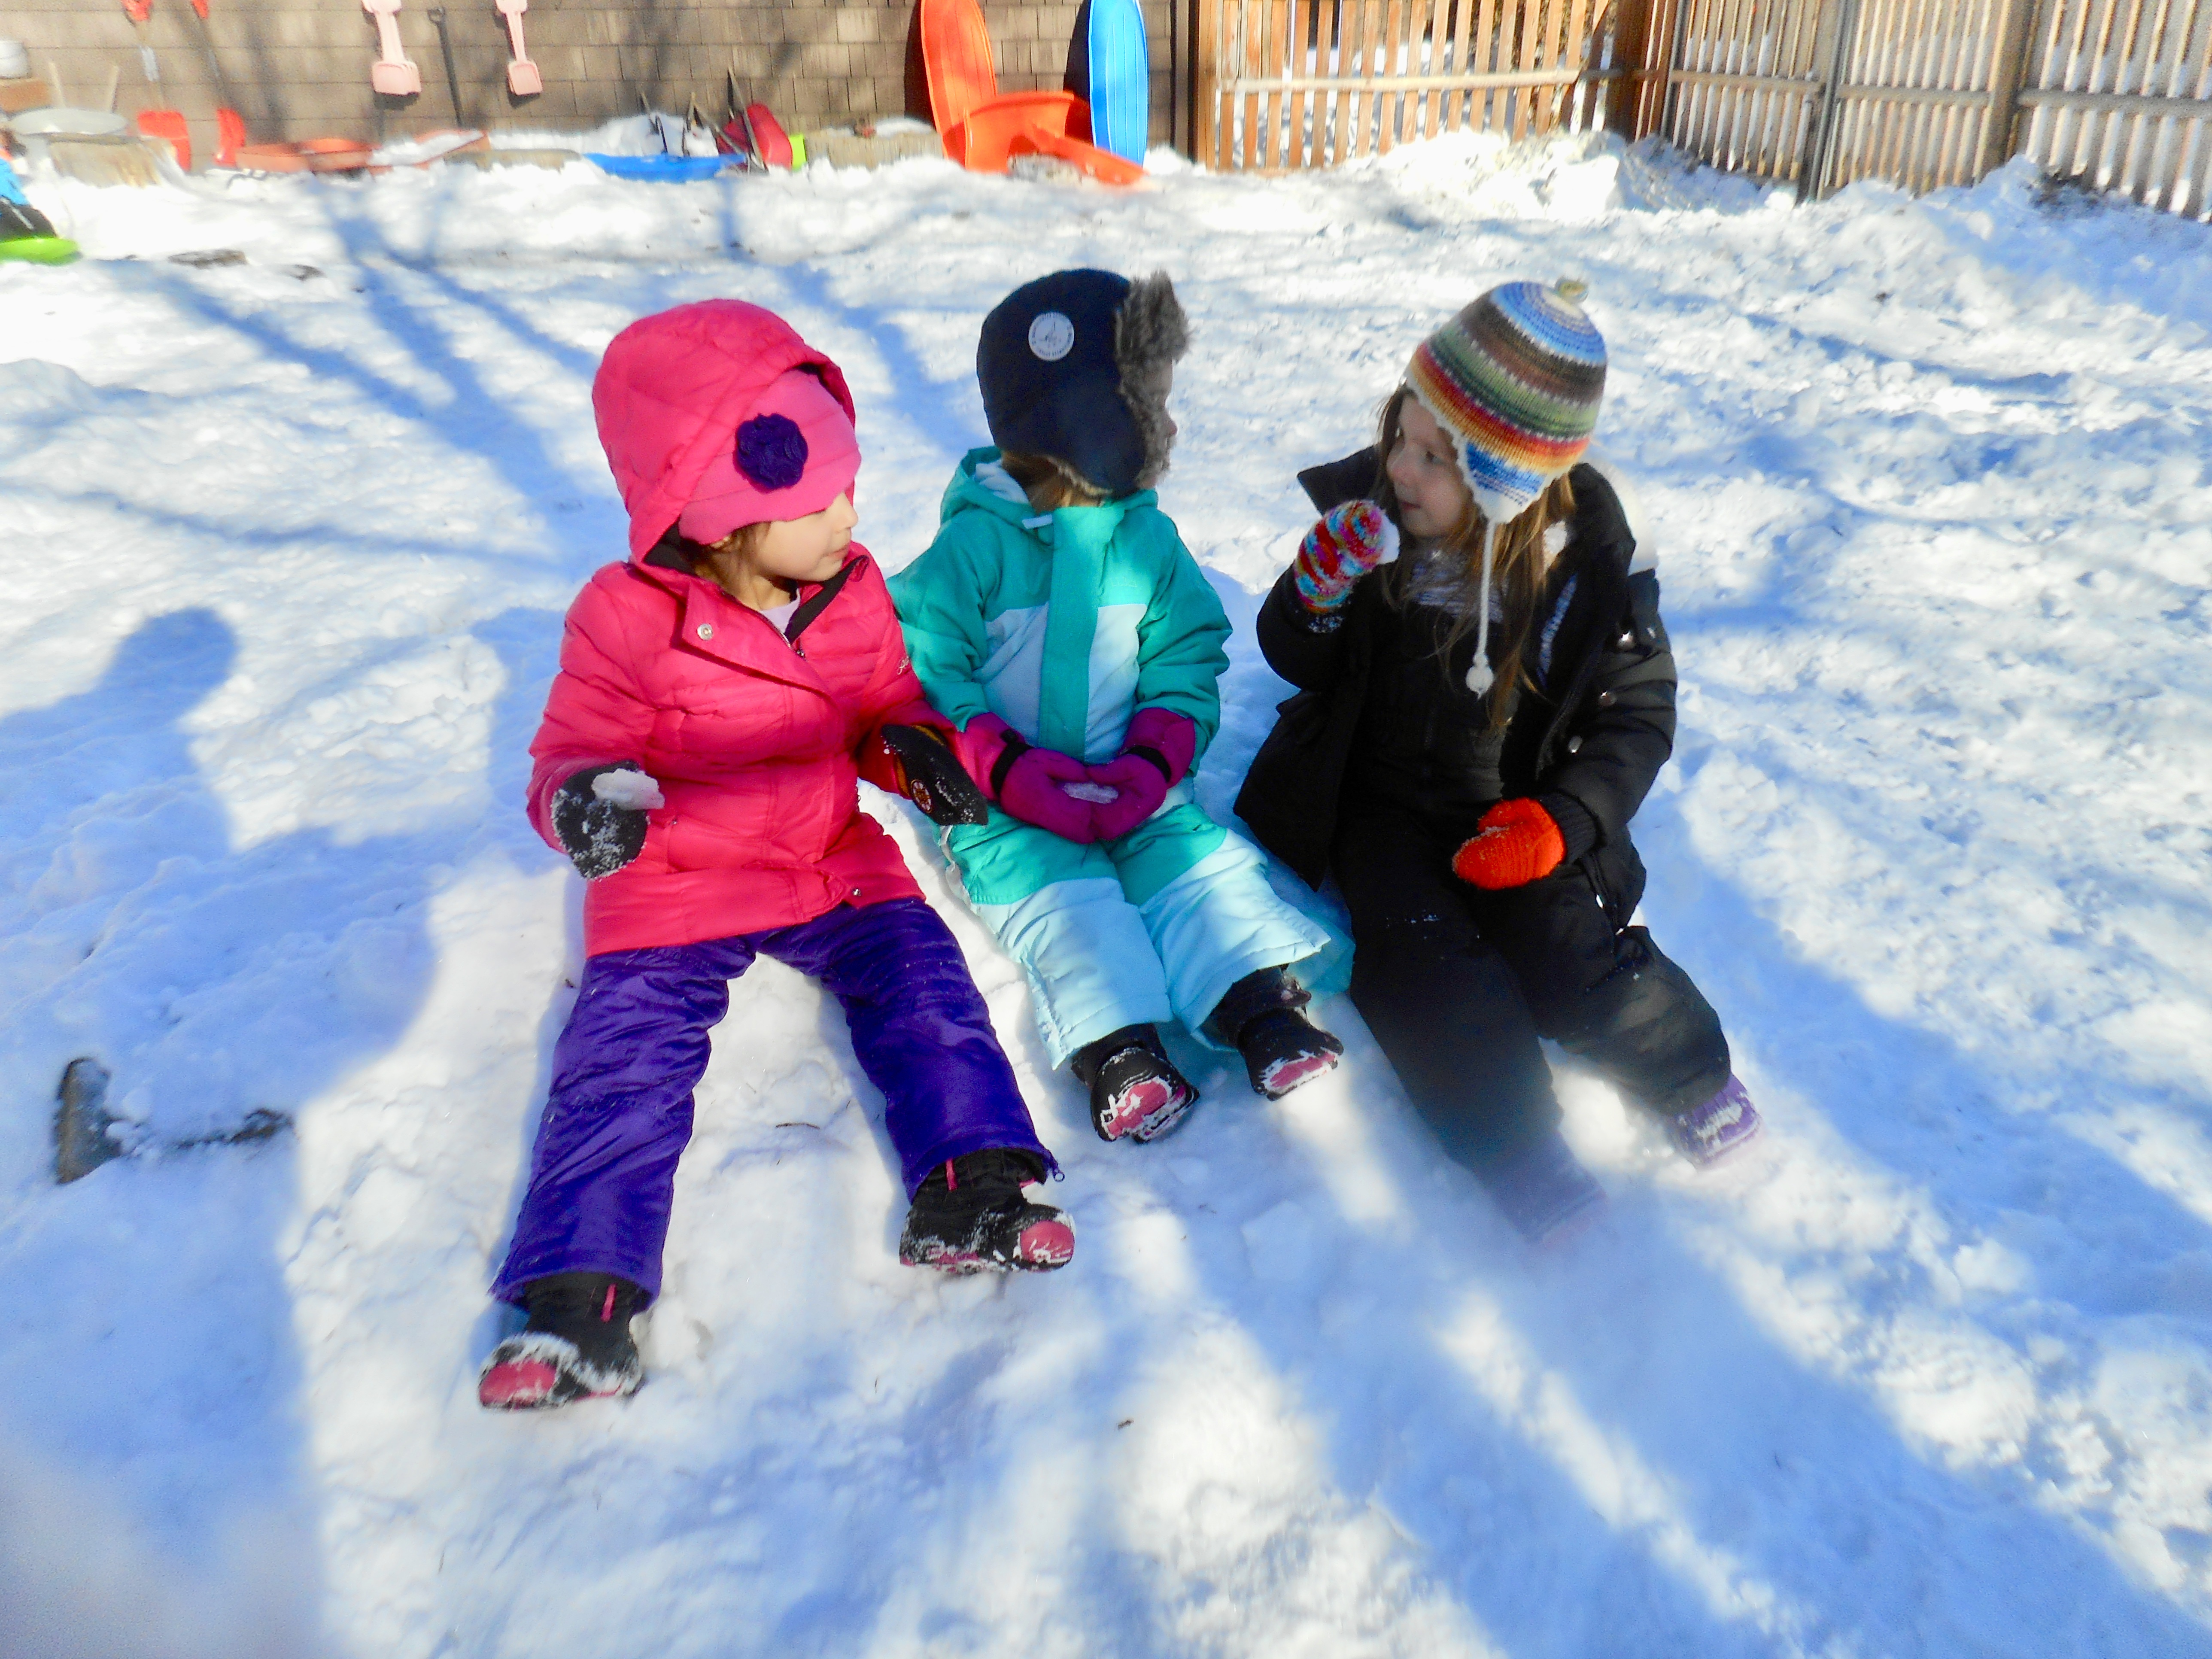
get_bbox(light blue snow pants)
[948,789,1340,1068]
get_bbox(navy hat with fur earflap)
[976,268,1189,498]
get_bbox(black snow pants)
[1334,808,1731,1170]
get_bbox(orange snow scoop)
[214,106,243,168]
[134,108,190,170]
[495,0,540,97]
[362,0,422,97]
[123,0,192,168]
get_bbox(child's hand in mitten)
[1086,707,1197,841]
[947,713,1100,842]
[1294,499,1400,616]
[1001,744,1103,842]
[875,723,990,826]
[552,763,665,879]
[1452,798,1565,890]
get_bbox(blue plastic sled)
[586,153,742,182]
[1070,0,1149,165]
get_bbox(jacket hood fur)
[1115,273,1190,491]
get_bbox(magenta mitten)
[1001,744,1099,841]
[1087,707,1197,841]
[950,714,1094,839]
[1293,500,1400,616]
[945,713,1019,795]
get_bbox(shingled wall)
[2,0,1183,159]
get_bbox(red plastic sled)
[745,103,792,169]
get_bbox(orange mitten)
[1452,798,1566,890]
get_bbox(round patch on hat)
[735,413,808,491]
[1027,311,1076,362]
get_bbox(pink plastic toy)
[362,0,422,97]
[496,0,541,97]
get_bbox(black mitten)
[879,725,989,826]
[551,763,659,879]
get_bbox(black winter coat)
[1234,449,1680,890]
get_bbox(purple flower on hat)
[735,413,808,491]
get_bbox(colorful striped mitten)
[1293,500,1399,616]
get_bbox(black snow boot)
[1209,967,1343,1100]
[899,1149,1075,1273]
[478,1272,646,1411]
[1070,1024,1198,1142]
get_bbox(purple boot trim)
[1478,1127,1607,1247]
[1668,1075,1762,1168]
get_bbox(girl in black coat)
[1234,282,1757,1244]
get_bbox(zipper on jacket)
[780,561,859,659]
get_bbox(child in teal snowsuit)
[890,270,1344,1143]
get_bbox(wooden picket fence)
[1190,0,2212,219]
[1190,0,1646,170]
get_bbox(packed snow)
[2,128,2209,1658]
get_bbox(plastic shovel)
[362,0,421,97]
[134,108,190,169]
[176,0,246,166]
[122,0,192,167]
[495,0,540,97]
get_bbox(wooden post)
[1801,0,1861,197]
[1195,0,1221,165]
[1603,0,1658,135]
[1975,0,2040,180]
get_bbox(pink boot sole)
[1257,1049,1339,1099]
[478,1357,561,1410]
[1100,1076,1195,1142]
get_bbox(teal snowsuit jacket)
[889,450,1236,908]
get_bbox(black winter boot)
[1070,1024,1198,1142]
[1209,968,1343,1100]
[899,1149,1075,1273]
[478,1272,646,1410]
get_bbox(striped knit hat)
[1405,279,1607,527]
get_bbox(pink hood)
[593,300,858,559]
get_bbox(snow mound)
[2,131,2210,1657]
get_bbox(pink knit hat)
[676,368,860,546]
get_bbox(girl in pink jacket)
[479,301,1070,1413]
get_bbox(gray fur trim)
[1115,272,1190,490]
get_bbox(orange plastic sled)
[921,0,1141,185]
[920,0,999,134]
[942,91,1084,170]
[1011,122,1146,186]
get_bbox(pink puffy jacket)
[528,301,940,955]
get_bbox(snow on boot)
[899,1149,1074,1273]
[1070,1024,1197,1142]
[1209,967,1343,1099]
[1668,1075,1762,1168]
[478,1272,645,1411]
[1236,1010,1345,1098]
[1478,1128,1608,1248]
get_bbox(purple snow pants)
[495,897,1050,1307]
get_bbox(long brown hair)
[999,450,1110,511]
[1370,386,1575,728]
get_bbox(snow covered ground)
[3,129,2210,1658]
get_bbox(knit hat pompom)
[1405,278,1607,527]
